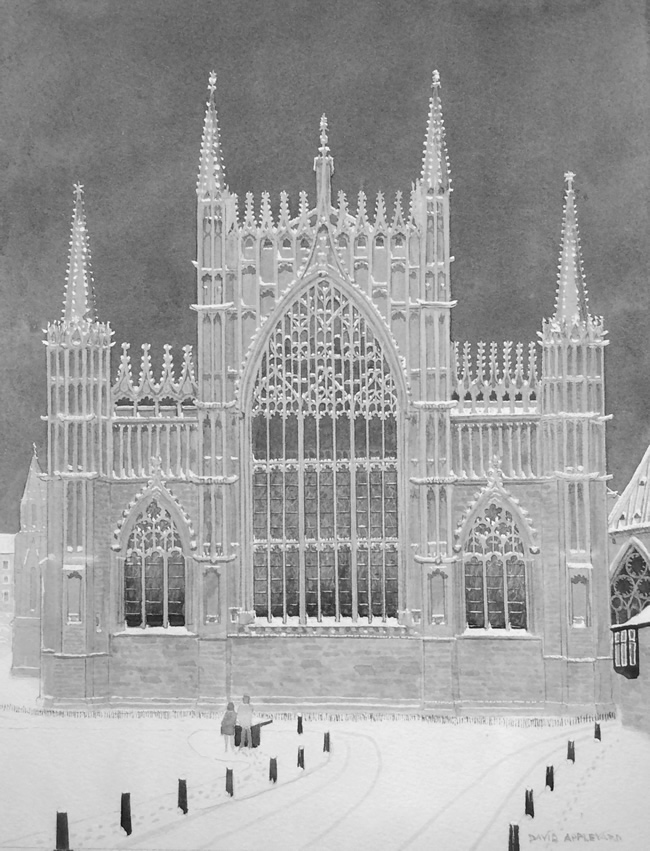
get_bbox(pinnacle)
[197,71,227,198]
[420,69,451,192]
[62,183,96,324]
[553,172,590,325]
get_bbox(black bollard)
[508,823,520,851]
[567,740,575,763]
[525,789,535,818]
[55,812,70,851]
[226,768,234,797]
[323,731,330,753]
[545,766,554,791]
[297,714,303,735]
[120,793,132,836]
[178,779,188,815]
[595,722,601,741]
[269,757,278,783]
[297,745,305,769]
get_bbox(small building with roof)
[0,533,16,613]
[609,447,650,733]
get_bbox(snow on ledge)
[113,627,198,637]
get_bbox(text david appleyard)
[528,832,623,845]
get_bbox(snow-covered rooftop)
[608,444,650,534]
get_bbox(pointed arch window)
[464,501,527,630]
[611,547,650,625]
[123,499,185,628]
[251,280,399,623]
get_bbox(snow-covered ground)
[0,625,648,850]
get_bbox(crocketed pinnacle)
[421,70,450,192]
[314,113,334,215]
[554,172,589,324]
[62,183,96,323]
[197,71,227,198]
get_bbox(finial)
[208,71,217,96]
[432,69,440,89]
[73,182,84,203]
[564,171,575,191]
[319,114,329,156]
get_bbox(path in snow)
[1,714,647,850]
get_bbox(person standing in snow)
[221,701,237,752]
[237,694,254,750]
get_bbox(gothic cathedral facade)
[12,73,614,713]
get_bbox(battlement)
[112,342,198,415]
[210,187,426,238]
[452,340,538,415]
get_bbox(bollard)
[508,823,520,851]
[297,745,305,769]
[55,812,71,851]
[178,779,188,815]
[525,789,535,818]
[323,731,330,753]
[595,722,601,741]
[226,768,234,797]
[297,714,303,735]
[269,757,278,783]
[545,766,554,791]
[120,793,132,836]
[567,740,575,763]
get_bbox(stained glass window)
[251,280,399,623]
[611,548,650,625]
[464,501,527,630]
[123,499,185,628]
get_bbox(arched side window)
[611,547,650,625]
[251,280,399,624]
[464,501,527,630]
[123,499,185,629]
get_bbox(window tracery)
[251,281,399,623]
[123,499,185,628]
[611,547,650,625]
[464,501,527,629]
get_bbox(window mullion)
[140,546,146,628]
[348,300,358,622]
[163,551,169,628]
[298,415,306,624]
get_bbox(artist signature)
[529,833,623,844]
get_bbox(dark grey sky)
[0,0,647,530]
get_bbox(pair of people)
[220,694,254,752]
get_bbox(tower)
[42,184,113,694]
[194,72,240,577]
[539,172,611,709]
[408,71,456,628]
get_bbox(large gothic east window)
[251,281,399,623]
[464,502,527,630]
[611,548,650,625]
[123,499,185,628]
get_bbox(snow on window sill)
[460,627,536,639]
[114,627,197,637]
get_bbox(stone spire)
[554,172,589,325]
[314,114,334,216]
[420,70,450,192]
[62,183,96,324]
[197,71,227,198]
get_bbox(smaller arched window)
[464,501,527,630]
[611,547,650,625]
[123,499,186,629]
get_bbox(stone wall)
[229,635,422,710]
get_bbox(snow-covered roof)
[611,604,650,630]
[0,533,15,553]
[608,444,650,534]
